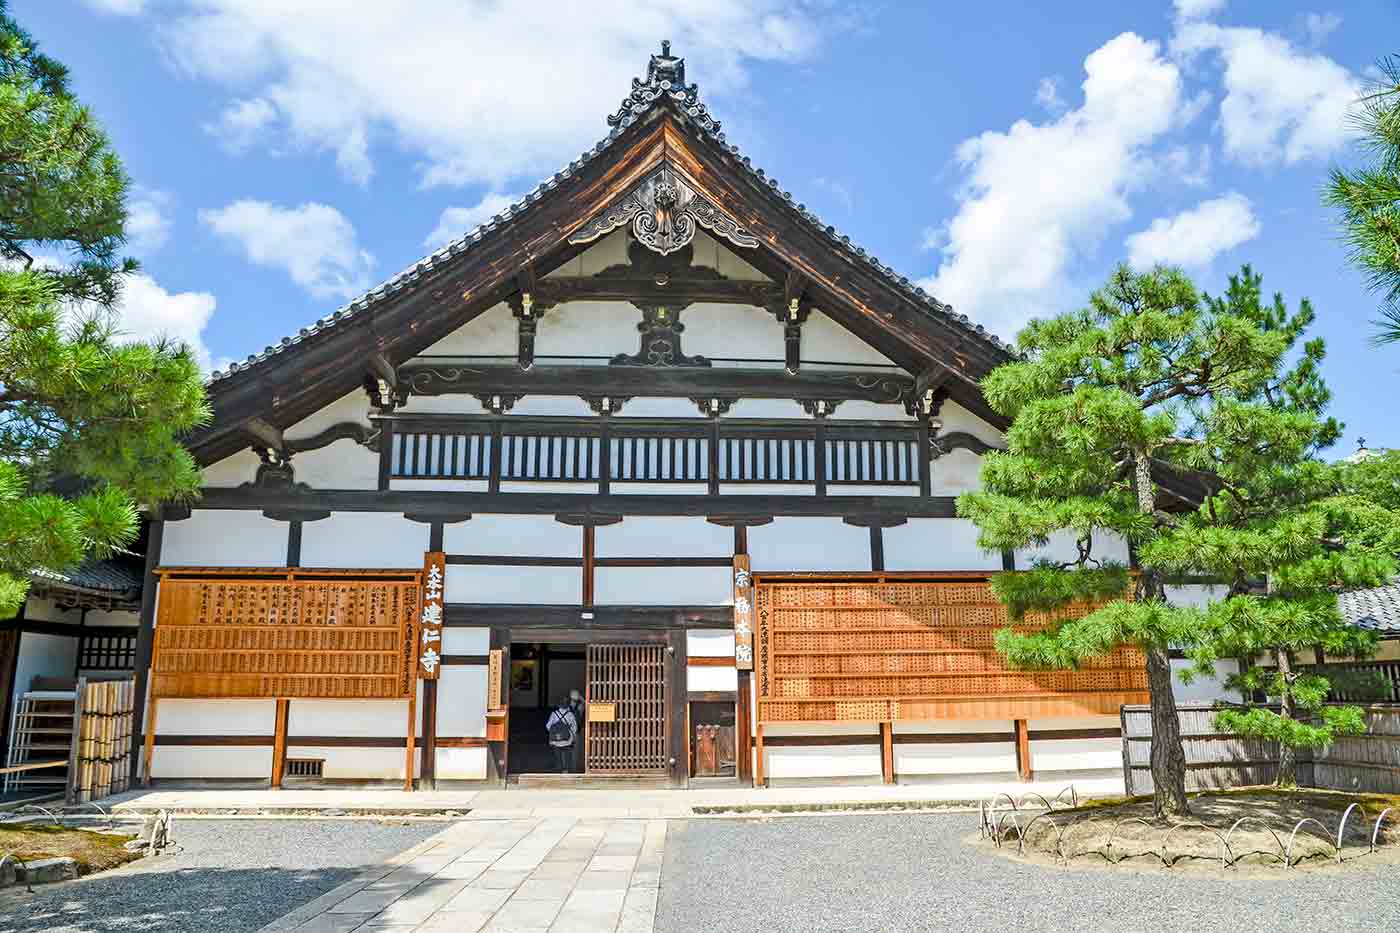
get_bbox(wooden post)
[582,526,595,607]
[736,670,753,786]
[754,723,765,788]
[65,677,88,806]
[405,686,418,792]
[1014,719,1032,782]
[271,699,289,788]
[142,697,158,787]
[420,680,438,791]
[880,721,894,785]
[129,518,164,784]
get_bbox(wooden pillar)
[271,699,290,788]
[420,680,438,790]
[754,724,765,788]
[130,518,164,784]
[880,721,894,784]
[405,685,418,792]
[1014,719,1032,782]
[736,670,754,786]
[141,697,158,787]
[582,526,595,607]
[869,527,885,572]
[488,628,510,784]
[377,419,394,489]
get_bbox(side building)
[129,45,1236,791]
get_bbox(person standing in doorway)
[569,689,586,774]
[545,697,578,774]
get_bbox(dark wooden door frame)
[497,620,689,787]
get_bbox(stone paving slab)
[259,816,667,933]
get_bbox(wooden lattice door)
[585,644,668,774]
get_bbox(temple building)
[116,44,1246,791]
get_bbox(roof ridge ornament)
[606,40,720,135]
[570,163,758,256]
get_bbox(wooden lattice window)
[77,632,137,671]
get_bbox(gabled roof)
[209,43,1008,386]
[1339,581,1400,635]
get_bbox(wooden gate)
[585,644,668,774]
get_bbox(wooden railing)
[385,415,928,494]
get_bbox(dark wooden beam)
[444,604,732,629]
[243,417,284,452]
[129,519,163,784]
[536,276,775,308]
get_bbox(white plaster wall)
[391,479,490,492]
[1172,659,1242,703]
[286,698,415,781]
[595,518,732,558]
[1027,716,1122,773]
[535,301,643,359]
[611,398,701,418]
[684,303,782,362]
[1019,530,1131,568]
[299,513,427,569]
[931,449,983,496]
[203,449,262,488]
[448,566,581,604]
[749,518,871,572]
[443,628,490,654]
[284,746,414,781]
[892,721,1018,777]
[417,302,518,357]
[437,747,488,780]
[11,633,78,721]
[594,567,730,606]
[508,396,593,417]
[292,440,380,490]
[286,390,373,438]
[725,399,807,419]
[152,747,273,779]
[83,609,138,627]
[444,515,580,558]
[803,311,896,365]
[156,699,275,735]
[687,630,735,658]
[547,228,631,278]
[21,596,79,624]
[162,510,287,567]
[612,483,710,496]
[437,666,487,738]
[762,724,882,781]
[397,395,490,416]
[688,665,738,692]
[718,483,817,497]
[883,518,1002,572]
[939,401,1005,448]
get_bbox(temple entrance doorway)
[506,642,586,776]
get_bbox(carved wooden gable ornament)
[569,163,759,257]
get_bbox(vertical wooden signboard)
[732,556,754,671]
[418,552,446,680]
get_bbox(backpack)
[547,707,575,745]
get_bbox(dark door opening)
[507,642,586,776]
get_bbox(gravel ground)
[0,818,445,933]
[655,813,1400,932]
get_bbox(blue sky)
[22,0,1400,452]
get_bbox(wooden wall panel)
[753,574,1147,724]
[151,568,421,700]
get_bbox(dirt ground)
[983,787,1400,873]
[0,823,140,875]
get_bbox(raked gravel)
[655,812,1399,932]
[0,818,444,933]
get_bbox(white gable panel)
[534,300,640,358]
[417,302,517,357]
[163,510,286,566]
[804,310,897,366]
[683,302,778,362]
[939,401,1004,447]
[203,449,261,488]
[286,390,373,438]
[546,228,630,277]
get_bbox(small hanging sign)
[417,551,446,679]
[733,555,754,671]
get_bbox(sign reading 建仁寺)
[733,555,754,671]
[418,552,445,679]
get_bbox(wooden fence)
[1122,703,1400,796]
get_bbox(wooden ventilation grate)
[753,576,1149,723]
[284,758,324,779]
[586,644,668,774]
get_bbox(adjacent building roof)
[1339,582,1400,635]
[30,558,143,609]
[207,41,1011,387]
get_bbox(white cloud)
[204,97,277,153]
[1301,12,1342,45]
[1125,192,1260,268]
[152,2,836,188]
[1174,0,1226,22]
[1035,77,1065,111]
[1162,144,1212,186]
[109,273,220,373]
[1173,22,1361,165]
[200,200,376,301]
[921,33,1188,336]
[84,0,146,13]
[125,188,173,256]
[423,193,521,248]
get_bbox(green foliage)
[0,3,209,617]
[959,263,1390,776]
[1324,55,1400,344]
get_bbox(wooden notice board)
[150,567,423,699]
[752,573,1147,724]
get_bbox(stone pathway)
[265,817,665,933]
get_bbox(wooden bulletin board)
[753,573,1148,724]
[151,567,422,700]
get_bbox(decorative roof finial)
[646,39,686,87]
[661,39,671,56]
[606,39,718,135]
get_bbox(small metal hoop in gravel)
[1285,818,1337,869]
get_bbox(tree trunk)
[1133,450,1190,818]
[1275,647,1297,787]
[1145,643,1191,818]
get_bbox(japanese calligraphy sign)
[732,555,754,671]
[417,551,446,679]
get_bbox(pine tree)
[1324,55,1400,343]
[0,3,209,615]
[956,265,1380,816]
